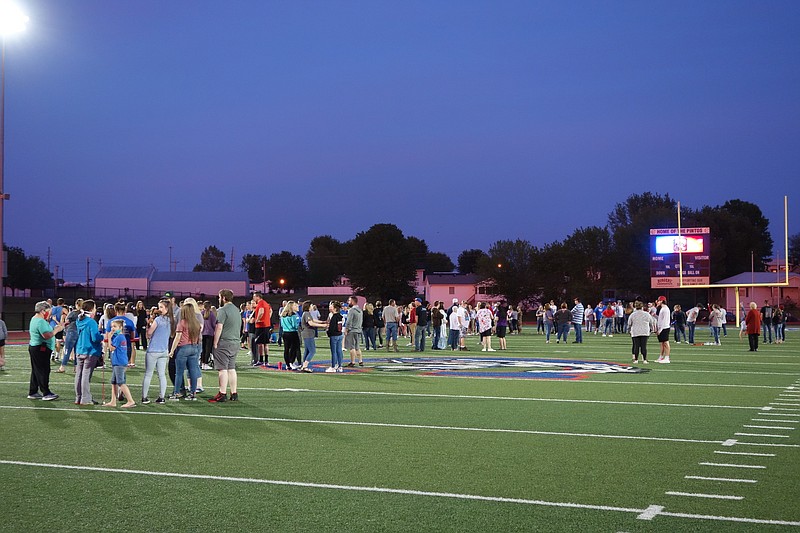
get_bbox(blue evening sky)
[5,0,799,280]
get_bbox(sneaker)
[229,392,238,401]
[251,362,261,367]
[608,334,613,338]
[208,392,227,403]
[185,394,197,401]
[556,340,560,344]
[487,348,496,352]
[155,397,166,404]
[27,393,43,400]
[289,362,300,370]
[632,359,638,364]
[602,334,606,337]
[196,388,204,393]
[658,357,670,364]
[141,397,151,405]
[657,356,664,362]
[168,394,182,401]
[346,362,355,367]
[481,348,487,352]
[325,367,337,373]
[336,367,343,373]
[42,393,59,401]
[643,360,649,364]
[358,362,364,366]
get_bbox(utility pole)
[230,246,235,271]
[262,257,267,291]
[169,245,173,272]
[54,264,58,295]
[47,246,51,271]
[86,256,90,297]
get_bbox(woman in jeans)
[168,303,202,400]
[135,300,149,351]
[326,301,344,372]
[201,300,217,370]
[709,304,725,345]
[362,303,376,350]
[57,298,83,373]
[74,300,103,405]
[141,300,173,404]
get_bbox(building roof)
[95,266,155,279]
[151,271,250,282]
[713,272,799,285]
[426,273,483,285]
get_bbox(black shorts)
[254,327,271,344]
[55,331,64,340]
[496,326,507,338]
[0,339,5,346]
[657,329,671,342]
[480,330,492,338]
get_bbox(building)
[424,273,498,305]
[709,271,800,318]
[94,266,250,299]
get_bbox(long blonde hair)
[180,303,201,343]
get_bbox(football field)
[1,329,798,531]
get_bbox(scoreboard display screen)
[650,227,710,288]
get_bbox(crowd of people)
[23,291,790,403]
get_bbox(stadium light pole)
[0,0,29,316]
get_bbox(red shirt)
[254,300,272,328]
[410,307,417,324]
[745,309,761,335]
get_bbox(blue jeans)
[363,327,376,350]
[688,322,696,344]
[329,335,343,368]
[762,322,772,343]
[386,322,398,343]
[414,325,427,351]
[61,331,78,367]
[674,324,687,342]
[303,337,317,363]
[572,323,583,343]
[448,329,460,350]
[432,326,441,349]
[545,322,553,341]
[711,326,721,344]
[173,344,201,395]
[604,318,614,335]
[557,323,570,342]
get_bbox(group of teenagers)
[27,290,245,405]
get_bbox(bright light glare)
[0,1,29,36]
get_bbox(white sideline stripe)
[743,425,794,430]
[713,451,774,457]
[700,462,766,469]
[685,476,757,483]
[2,460,798,527]
[665,491,743,500]
[0,406,726,445]
[734,432,789,438]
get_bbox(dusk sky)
[5,0,799,282]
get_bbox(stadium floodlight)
[0,0,29,36]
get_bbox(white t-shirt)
[449,307,464,330]
[657,305,671,332]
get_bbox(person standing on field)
[655,296,671,363]
[745,301,762,352]
[627,301,655,364]
[209,289,241,403]
[344,296,364,366]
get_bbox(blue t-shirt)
[110,332,129,366]
[105,316,137,357]
[30,316,55,350]
[147,315,171,353]
[49,306,63,328]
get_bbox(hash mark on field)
[714,451,774,457]
[636,505,663,520]
[721,439,737,446]
[700,462,766,469]
[665,491,743,500]
[743,425,794,430]
[685,475,757,483]
[735,433,789,438]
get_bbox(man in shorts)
[250,291,272,366]
[655,296,671,363]
[343,296,363,367]
[209,289,241,402]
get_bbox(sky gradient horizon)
[4,0,799,282]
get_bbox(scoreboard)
[650,227,711,289]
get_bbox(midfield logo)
[372,357,649,380]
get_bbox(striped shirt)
[571,303,584,324]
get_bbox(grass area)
[1,328,798,531]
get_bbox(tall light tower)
[0,0,29,315]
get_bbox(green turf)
[1,328,798,531]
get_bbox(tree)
[477,239,540,305]
[264,251,308,290]
[193,245,231,272]
[425,252,455,273]
[789,232,800,270]
[405,236,429,268]
[558,226,612,303]
[607,193,677,292]
[240,253,267,284]
[458,248,487,274]
[346,224,416,301]
[4,245,54,294]
[306,235,346,286]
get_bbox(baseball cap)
[657,295,667,303]
[164,291,174,299]
[452,298,459,304]
[415,298,422,303]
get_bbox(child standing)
[102,319,136,408]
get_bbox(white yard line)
[742,425,794,430]
[0,405,731,446]
[1,460,798,527]
[684,476,757,483]
[713,451,775,457]
[699,462,766,469]
[750,419,798,423]
[734,432,789,438]
[665,491,743,500]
